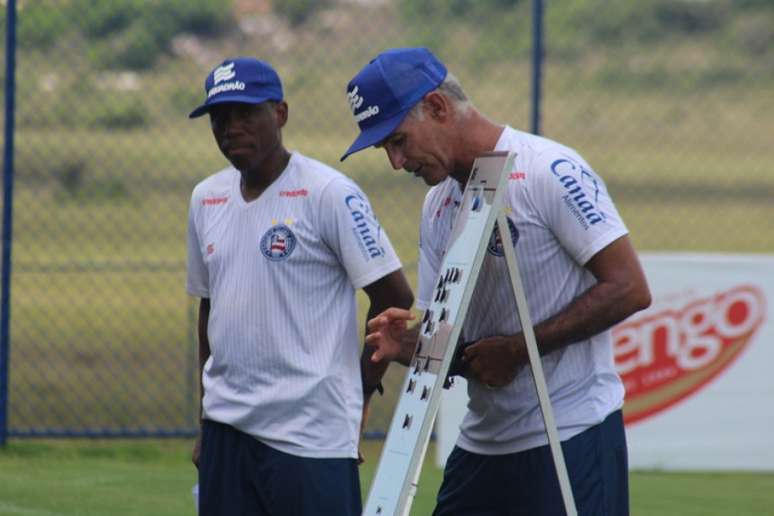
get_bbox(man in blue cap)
[345,48,652,515]
[186,57,413,515]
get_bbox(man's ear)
[423,92,452,122]
[274,101,289,129]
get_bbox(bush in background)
[18,4,71,49]
[88,94,149,130]
[274,0,332,26]
[17,0,235,71]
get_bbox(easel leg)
[497,213,578,516]
[400,431,432,516]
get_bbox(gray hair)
[408,72,471,120]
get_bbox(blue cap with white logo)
[189,57,284,118]
[340,48,447,161]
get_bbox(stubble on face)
[384,115,456,187]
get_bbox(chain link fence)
[1,0,772,438]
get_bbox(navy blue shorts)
[198,420,362,516]
[433,410,629,516]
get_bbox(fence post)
[1,0,18,447]
[531,0,544,135]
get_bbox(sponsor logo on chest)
[202,196,229,206]
[279,189,308,197]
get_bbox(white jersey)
[417,127,628,455]
[186,151,401,459]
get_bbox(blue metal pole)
[531,0,544,135]
[1,0,18,447]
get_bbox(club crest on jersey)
[487,217,519,257]
[260,224,297,261]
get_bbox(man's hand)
[192,434,202,468]
[462,335,526,388]
[358,401,371,465]
[365,307,416,365]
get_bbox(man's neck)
[240,148,291,202]
[450,112,505,185]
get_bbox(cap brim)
[340,109,411,161]
[188,94,280,118]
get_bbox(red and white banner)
[620,253,773,471]
[437,253,774,471]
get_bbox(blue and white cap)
[340,48,447,161]
[189,57,283,118]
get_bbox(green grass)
[0,439,772,515]
[0,440,196,516]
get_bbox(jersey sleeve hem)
[576,227,629,266]
[350,258,403,290]
[186,284,209,298]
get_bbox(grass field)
[1,439,773,516]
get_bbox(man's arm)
[197,298,211,415]
[463,235,652,386]
[360,270,414,401]
[534,235,651,350]
[192,297,211,467]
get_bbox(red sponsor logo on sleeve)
[613,285,765,425]
[509,172,526,180]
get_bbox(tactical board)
[363,151,577,516]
